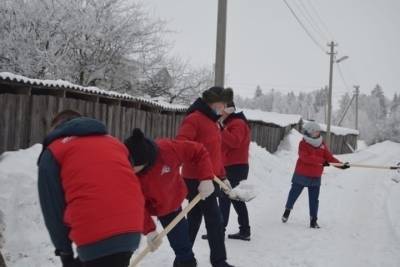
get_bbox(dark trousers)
[219,164,250,235]
[82,252,132,267]
[185,179,227,266]
[159,208,195,262]
[285,182,320,218]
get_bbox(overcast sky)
[145,0,400,100]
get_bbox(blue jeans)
[219,164,250,235]
[159,209,195,262]
[285,182,320,218]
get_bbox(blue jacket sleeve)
[38,149,73,254]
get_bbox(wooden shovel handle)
[129,194,203,267]
[330,162,399,170]
[213,176,230,191]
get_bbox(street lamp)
[336,56,349,64]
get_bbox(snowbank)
[1,133,400,266]
[0,144,58,267]
[0,72,186,112]
[240,108,302,127]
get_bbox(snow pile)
[357,140,368,151]
[0,145,58,267]
[240,108,302,127]
[0,72,187,112]
[1,132,400,266]
[0,210,4,249]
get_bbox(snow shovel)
[129,193,203,267]
[330,162,400,183]
[213,177,256,202]
[330,162,400,171]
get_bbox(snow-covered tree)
[0,0,166,86]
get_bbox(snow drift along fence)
[0,75,299,155]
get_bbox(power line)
[335,63,351,93]
[305,0,335,40]
[282,0,326,53]
[294,0,330,42]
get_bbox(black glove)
[323,161,330,167]
[56,251,82,267]
[340,162,350,169]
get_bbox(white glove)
[198,180,215,200]
[147,231,162,252]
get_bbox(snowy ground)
[1,131,400,267]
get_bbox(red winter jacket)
[176,98,225,178]
[294,139,340,178]
[221,113,251,166]
[138,139,214,234]
[48,134,145,246]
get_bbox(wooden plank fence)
[4,78,362,155]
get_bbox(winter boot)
[173,258,197,267]
[227,232,251,241]
[310,217,320,229]
[281,209,291,223]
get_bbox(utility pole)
[214,0,228,87]
[337,94,355,126]
[324,86,328,124]
[354,85,360,131]
[326,41,337,149]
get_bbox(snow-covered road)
[1,131,400,266]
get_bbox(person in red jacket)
[219,101,252,241]
[176,87,235,267]
[281,121,350,228]
[37,110,145,267]
[124,128,215,267]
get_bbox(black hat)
[124,128,157,168]
[202,87,233,104]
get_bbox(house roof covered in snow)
[303,120,359,136]
[240,109,302,127]
[0,72,187,112]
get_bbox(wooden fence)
[321,132,358,154]
[0,77,301,155]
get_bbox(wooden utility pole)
[214,0,228,87]
[354,85,360,131]
[337,93,355,126]
[326,41,337,149]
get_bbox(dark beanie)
[202,87,234,104]
[124,128,157,167]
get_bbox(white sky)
[145,0,400,100]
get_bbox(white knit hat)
[303,121,321,136]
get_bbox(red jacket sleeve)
[143,206,156,235]
[323,145,340,163]
[176,116,197,141]
[171,140,214,180]
[298,141,325,165]
[221,120,246,149]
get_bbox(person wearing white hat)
[282,121,350,228]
